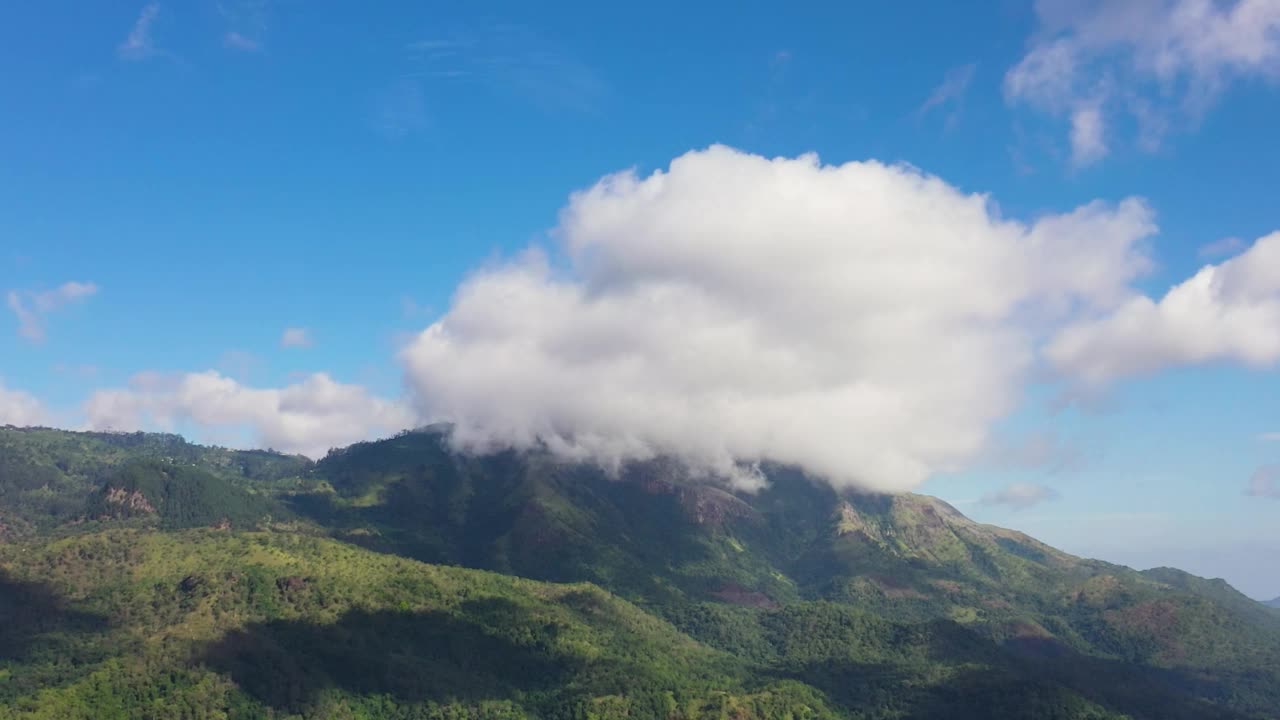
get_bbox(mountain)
[1,426,1279,718]
[1266,597,1280,609]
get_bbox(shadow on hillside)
[201,597,575,714]
[0,570,116,700]
[1004,650,1258,720]
[0,570,110,662]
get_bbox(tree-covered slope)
[0,529,845,719]
[0,426,309,537]
[2,427,1279,718]
[290,430,1280,717]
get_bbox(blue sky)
[2,1,1279,598]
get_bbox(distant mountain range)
[1,425,1279,718]
[1266,596,1280,609]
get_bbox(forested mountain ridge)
[0,425,1278,718]
[0,426,308,538]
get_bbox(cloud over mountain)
[84,371,413,458]
[0,379,48,427]
[402,145,1156,491]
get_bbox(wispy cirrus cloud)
[1005,0,1280,166]
[223,31,260,52]
[404,24,607,113]
[918,63,977,130]
[6,281,99,343]
[118,3,161,60]
[218,0,270,52]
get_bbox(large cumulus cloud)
[401,146,1156,491]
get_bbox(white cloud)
[6,281,99,343]
[1069,103,1108,166]
[280,327,313,348]
[118,3,160,60]
[1005,0,1280,163]
[1048,231,1280,386]
[84,371,414,458]
[1245,465,1280,499]
[0,380,48,427]
[1258,431,1280,441]
[401,145,1156,492]
[980,482,1060,510]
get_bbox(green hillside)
[0,427,308,538]
[0,427,1278,718]
[0,529,838,719]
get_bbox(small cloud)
[0,378,48,427]
[980,482,1060,510]
[1069,104,1108,167]
[280,327,313,348]
[1258,432,1280,442]
[917,63,977,130]
[118,3,161,60]
[1199,236,1246,259]
[1245,466,1280,499]
[7,281,99,343]
[223,31,260,52]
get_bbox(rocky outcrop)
[102,487,157,514]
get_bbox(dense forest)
[0,426,1277,719]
